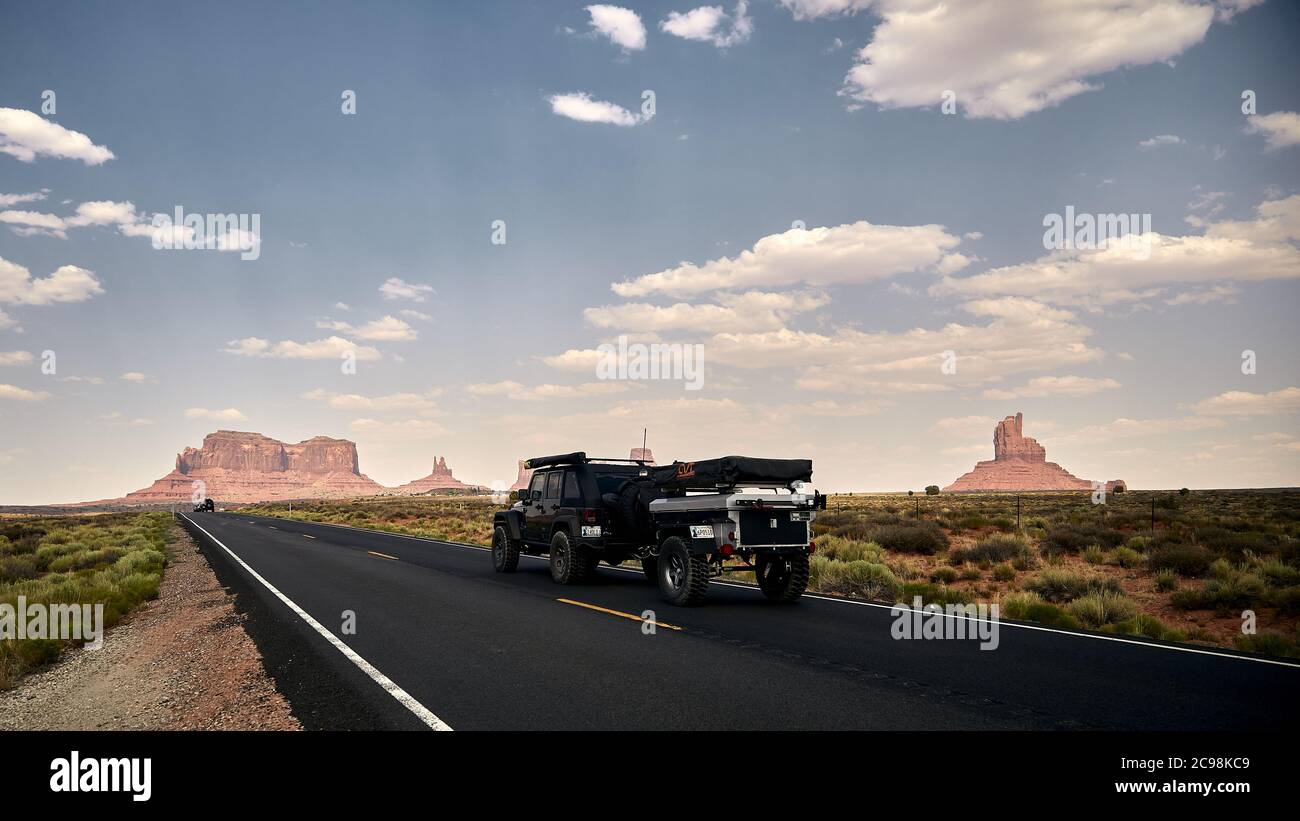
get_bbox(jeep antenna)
[642,427,647,454]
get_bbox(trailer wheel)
[657,537,709,606]
[549,530,588,584]
[756,553,809,603]
[492,525,519,573]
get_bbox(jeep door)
[538,470,563,540]
[523,471,548,542]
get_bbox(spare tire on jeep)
[601,480,662,542]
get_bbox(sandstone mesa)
[944,413,1125,493]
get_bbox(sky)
[0,0,1298,505]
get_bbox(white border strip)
[237,513,1300,670]
[181,515,453,730]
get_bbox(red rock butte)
[943,413,1125,493]
[117,431,483,504]
[391,456,484,494]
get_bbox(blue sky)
[1,0,1298,504]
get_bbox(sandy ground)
[0,525,300,730]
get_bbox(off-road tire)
[756,553,809,603]
[657,536,710,606]
[549,530,589,584]
[492,525,520,573]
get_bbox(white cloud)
[222,336,382,361]
[836,1,1227,120]
[1138,134,1185,149]
[586,5,646,51]
[1245,111,1300,151]
[378,277,436,302]
[184,407,247,421]
[932,195,1300,307]
[660,1,753,48]
[612,220,964,297]
[0,108,115,165]
[0,350,32,366]
[0,257,104,305]
[0,190,48,208]
[316,315,418,341]
[778,0,871,19]
[119,372,151,383]
[584,290,827,332]
[548,92,645,127]
[0,383,49,401]
[981,375,1121,400]
[348,418,447,440]
[334,302,351,311]
[0,309,20,332]
[302,387,441,414]
[399,309,432,321]
[1192,386,1300,416]
[466,380,634,401]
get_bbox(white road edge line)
[181,515,453,730]
[237,513,1300,670]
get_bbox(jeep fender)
[495,510,524,542]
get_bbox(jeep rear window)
[562,472,581,504]
[544,471,562,499]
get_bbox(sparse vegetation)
[0,512,170,688]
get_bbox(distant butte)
[944,413,1125,492]
[112,431,484,505]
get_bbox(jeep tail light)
[583,509,597,523]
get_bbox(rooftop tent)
[647,456,812,490]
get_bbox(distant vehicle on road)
[193,498,215,512]
[492,453,824,605]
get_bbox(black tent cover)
[648,456,812,489]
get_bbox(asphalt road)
[179,511,1299,731]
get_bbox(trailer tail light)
[720,543,734,557]
[808,541,816,554]
[583,509,597,523]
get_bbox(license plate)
[689,525,714,539]
[581,525,602,538]
[790,511,811,521]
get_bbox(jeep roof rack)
[523,452,651,469]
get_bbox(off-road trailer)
[491,453,825,605]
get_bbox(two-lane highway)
[180,511,1299,731]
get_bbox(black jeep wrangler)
[491,452,823,605]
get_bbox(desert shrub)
[1111,546,1143,568]
[1170,571,1266,611]
[992,563,1016,582]
[959,566,981,581]
[1235,632,1300,659]
[1024,568,1121,603]
[1109,613,1182,641]
[1256,559,1300,587]
[871,523,948,555]
[0,554,38,582]
[1266,586,1300,615]
[1148,544,1215,577]
[1125,536,1150,552]
[1038,529,1092,556]
[999,591,1080,628]
[930,566,959,584]
[809,556,901,601]
[1083,545,1105,565]
[951,533,1029,564]
[1153,568,1179,592]
[900,581,973,606]
[814,536,884,564]
[1066,591,1138,627]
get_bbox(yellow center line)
[368,550,399,561]
[556,598,682,631]
[303,534,316,539]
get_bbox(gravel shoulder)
[0,523,300,730]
